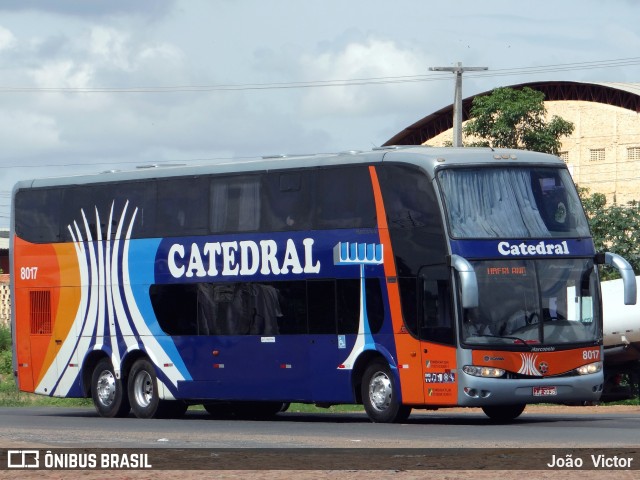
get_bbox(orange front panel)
[472,346,601,376]
[422,341,458,405]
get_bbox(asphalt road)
[0,406,639,449]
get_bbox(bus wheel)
[361,361,411,423]
[128,358,187,419]
[482,404,526,422]
[91,358,130,418]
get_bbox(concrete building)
[385,81,640,205]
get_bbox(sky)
[1,0,640,228]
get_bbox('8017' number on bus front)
[20,267,38,280]
[583,349,599,360]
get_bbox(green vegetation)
[463,86,575,155]
[286,403,364,414]
[579,188,640,280]
[0,324,91,407]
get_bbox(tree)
[463,87,574,155]
[578,187,640,279]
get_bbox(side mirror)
[597,252,637,305]
[449,254,479,309]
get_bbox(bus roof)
[13,146,565,191]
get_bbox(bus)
[10,146,637,422]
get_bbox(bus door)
[417,266,459,405]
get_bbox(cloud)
[0,110,61,157]
[298,37,431,117]
[0,0,175,18]
[0,26,16,51]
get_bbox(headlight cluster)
[576,361,602,375]
[463,365,505,378]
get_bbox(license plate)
[533,386,557,396]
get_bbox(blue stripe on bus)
[128,238,193,382]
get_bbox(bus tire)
[482,404,526,422]
[361,361,411,423]
[128,358,187,419]
[91,358,130,418]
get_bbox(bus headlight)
[576,361,602,375]
[463,365,505,378]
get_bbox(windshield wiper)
[467,334,536,350]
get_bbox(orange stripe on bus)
[368,166,424,404]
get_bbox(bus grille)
[30,290,52,335]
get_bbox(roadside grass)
[0,374,92,408]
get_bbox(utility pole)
[430,62,488,147]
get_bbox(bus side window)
[398,277,418,336]
[336,279,360,334]
[315,167,376,229]
[61,182,156,241]
[150,284,198,335]
[272,281,307,334]
[262,171,311,231]
[419,266,455,345]
[308,280,337,334]
[157,177,209,236]
[15,188,62,243]
[210,176,261,233]
[379,169,432,229]
[334,278,384,335]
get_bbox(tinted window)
[61,181,156,242]
[378,164,437,229]
[210,176,261,233]
[157,176,208,237]
[150,284,198,335]
[419,265,454,345]
[400,267,454,345]
[336,278,384,334]
[274,281,308,334]
[14,188,63,243]
[262,171,312,231]
[151,278,384,336]
[399,277,418,335]
[316,167,376,229]
[153,281,307,336]
[377,164,448,276]
[197,283,276,335]
[308,280,336,334]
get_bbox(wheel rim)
[368,371,392,411]
[96,369,116,407]
[133,370,153,408]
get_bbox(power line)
[0,57,638,94]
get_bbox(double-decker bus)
[10,146,636,422]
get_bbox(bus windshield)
[461,258,600,347]
[437,167,590,238]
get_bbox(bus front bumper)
[457,371,604,406]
